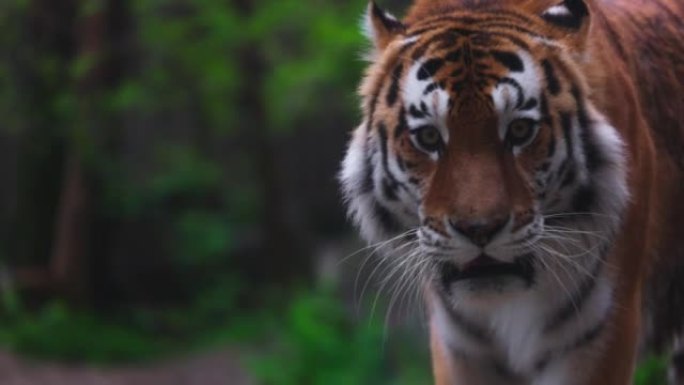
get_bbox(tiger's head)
[340,0,629,301]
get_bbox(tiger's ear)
[541,0,591,48]
[363,2,406,57]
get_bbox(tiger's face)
[341,2,629,301]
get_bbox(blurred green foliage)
[0,291,170,364]
[0,282,435,385]
[251,288,390,385]
[0,278,264,364]
[634,356,668,385]
[246,286,432,385]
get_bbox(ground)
[0,349,253,385]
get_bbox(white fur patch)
[491,51,542,146]
[402,35,421,46]
[544,4,572,17]
[361,4,377,46]
[404,61,451,146]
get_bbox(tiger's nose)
[448,217,508,247]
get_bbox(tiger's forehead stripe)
[400,9,569,56]
[407,12,548,38]
[406,10,541,34]
[405,26,536,56]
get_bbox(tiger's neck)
[428,251,614,380]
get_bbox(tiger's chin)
[437,253,537,299]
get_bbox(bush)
[250,287,432,385]
[0,300,170,364]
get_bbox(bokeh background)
[0,0,667,384]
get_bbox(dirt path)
[0,349,253,385]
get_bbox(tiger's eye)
[414,125,443,153]
[507,118,537,146]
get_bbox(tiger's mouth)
[439,254,536,288]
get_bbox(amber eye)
[507,118,538,147]
[412,125,443,153]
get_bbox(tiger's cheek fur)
[519,125,555,198]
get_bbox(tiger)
[339,0,684,384]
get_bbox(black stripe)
[414,11,536,26]
[474,22,544,39]
[396,155,406,171]
[450,68,465,78]
[472,49,487,59]
[544,258,603,333]
[572,87,605,172]
[572,87,590,128]
[375,204,402,232]
[386,64,404,106]
[397,39,418,56]
[521,98,538,111]
[480,73,502,85]
[361,145,375,194]
[542,60,561,95]
[572,185,596,212]
[366,49,398,133]
[486,31,530,50]
[394,107,409,139]
[492,361,520,381]
[445,49,463,62]
[416,25,530,50]
[498,78,525,109]
[451,311,490,342]
[554,159,569,184]
[462,42,474,66]
[382,178,399,201]
[560,112,574,160]
[442,300,492,343]
[409,104,426,119]
[418,59,445,80]
[430,30,460,48]
[423,82,440,95]
[560,168,577,187]
[539,162,551,173]
[536,318,607,372]
[411,42,431,60]
[478,9,539,25]
[547,135,556,157]
[452,80,467,94]
[540,93,551,124]
[366,91,380,133]
[409,13,540,37]
[377,123,401,188]
[379,119,412,202]
[420,102,429,115]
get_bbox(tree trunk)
[232,0,312,291]
[48,1,109,303]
